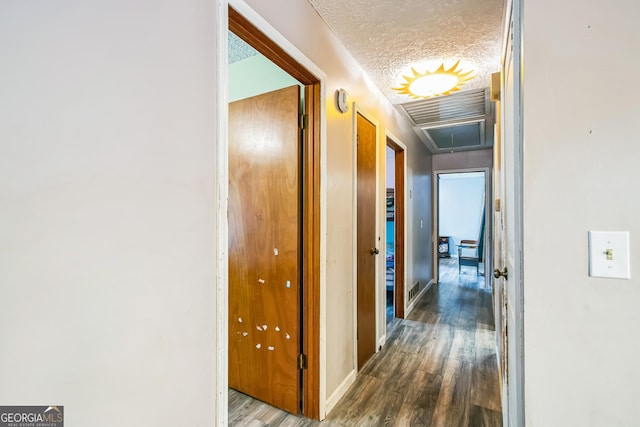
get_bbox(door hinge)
[299,113,309,130]
[298,354,308,370]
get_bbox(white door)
[498,0,524,426]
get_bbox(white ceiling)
[307,0,505,105]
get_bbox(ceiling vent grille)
[396,88,495,153]
[398,88,488,126]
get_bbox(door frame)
[351,104,380,370]
[499,0,525,425]
[219,0,328,421]
[432,168,492,282]
[384,132,407,326]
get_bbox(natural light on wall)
[393,60,475,99]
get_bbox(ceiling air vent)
[396,88,494,153]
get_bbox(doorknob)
[494,267,508,280]
[370,247,380,255]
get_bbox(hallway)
[229,258,502,426]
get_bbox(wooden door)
[499,1,525,425]
[356,113,377,369]
[228,85,301,414]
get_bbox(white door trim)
[432,167,492,281]
[499,0,525,425]
[215,4,229,426]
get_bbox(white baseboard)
[405,279,434,317]
[325,369,356,416]
[378,334,386,349]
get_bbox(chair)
[458,239,480,274]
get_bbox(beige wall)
[407,152,433,296]
[240,0,433,408]
[432,148,493,171]
[523,1,640,425]
[0,1,221,425]
[0,0,434,422]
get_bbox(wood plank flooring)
[229,257,502,426]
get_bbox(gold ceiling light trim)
[393,60,476,99]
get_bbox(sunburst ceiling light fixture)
[393,60,476,99]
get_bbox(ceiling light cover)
[393,60,476,99]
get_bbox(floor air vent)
[408,281,420,301]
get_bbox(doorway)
[227,7,322,419]
[433,169,491,283]
[385,136,406,324]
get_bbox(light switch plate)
[588,231,630,279]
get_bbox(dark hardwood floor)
[229,257,502,426]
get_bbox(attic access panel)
[423,121,485,151]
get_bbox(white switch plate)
[588,231,630,279]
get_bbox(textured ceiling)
[307,0,504,105]
[228,31,257,64]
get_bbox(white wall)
[239,0,433,411]
[523,1,640,425]
[0,1,221,426]
[439,173,486,255]
[229,54,300,102]
[386,146,395,187]
[386,147,395,249]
